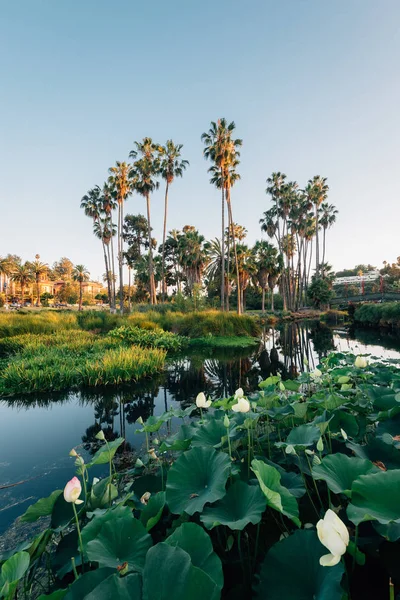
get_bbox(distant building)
[333,270,380,286]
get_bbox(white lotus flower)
[317,509,349,566]
[196,392,211,408]
[231,397,250,413]
[64,477,84,505]
[310,369,322,380]
[355,356,368,369]
[234,388,244,399]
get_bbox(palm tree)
[202,119,242,311]
[305,176,329,276]
[159,140,189,300]
[72,265,90,311]
[129,138,161,305]
[108,162,133,313]
[319,202,338,266]
[234,244,256,312]
[253,241,279,313]
[30,255,48,306]
[10,263,34,304]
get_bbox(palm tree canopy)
[108,162,133,204]
[129,138,161,196]
[72,265,90,283]
[159,140,189,184]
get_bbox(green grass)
[0,330,165,396]
[188,336,259,349]
[109,326,188,351]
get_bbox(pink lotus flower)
[64,477,84,504]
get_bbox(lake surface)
[1,322,400,546]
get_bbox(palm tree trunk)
[161,181,169,302]
[21,283,25,305]
[271,288,274,312]
[128,267,131,312]
[226,229,230,311]
[315,204,320,277]
[220,173,225,311]
[79,281,83,311]
[262,288,265,313]
[146,192,157,305]
[36,276,40,307]
[102,240,112,310]
[118,202,124,314]
[226,189,241,315]
[110,234,116,311]
[322,227,326,267]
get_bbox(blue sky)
[1,0,399,281]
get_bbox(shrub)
[109,326,188,351]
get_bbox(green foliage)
[109,325,188,351]
[4,353,400,598]
[354,302,400,328]
[307,277,334,308]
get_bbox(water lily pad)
[166,446,231,515]
[140,492,165,531]
[191,419,227,448]
[86,512,151,571]
[251,459,300,526]
[201,480,266,530]
[254,530,344,600]
[165,522,223,590]
[285,423,321,448]
[88,437,125,466]
[347,470,400,525]
[143,543,220,600]
[20,490,62,523]
[313,454,379,496]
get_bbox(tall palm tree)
[108,162,133,313]
[72,265,90,311]
[10,263,34,304]
[101,182,118,308]
[202,119,242,311]
[159,140,189,301]
[319,202,338,266]
[30,255,48,306]
[305,176,329,276]
[129,138,161,305]
[0,257,10,297]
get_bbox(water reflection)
[1,322,400,542]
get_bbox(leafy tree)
[53,257,74,281]
[307,276,333,309]
[29,254,48,306]
[10,263,34,303]
[253,241,280,313]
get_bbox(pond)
[1,322,400,547]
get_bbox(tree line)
[79,118,338,313]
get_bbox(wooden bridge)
[331,292,400,306]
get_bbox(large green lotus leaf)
[20,490,62,523]
[166,446,231,516]
[53,530,80,578]
[81,505,132,550]
[254,530,344,600]
[191,419,227,448]
[86,513,151,571]
[201,481,266,531]
[129,474,162,499]
[251,459,300,526]
[364,386,398,411]
[376,413,400,443]
[140,492,165,531]
[88,437,125,466]
[347,470,400,525]
[64,568,114,600]
[51,493,75,531]
[329,410,359,438]
[143,543,220,600]
[38,590,67,600]
[313,454,379,496]
[286,423,321,448]
[0,551,30,589]
[373,521,400,542]
[280,471,306,498]
[165,522,223,590]
[346,439,400,469]
[85,573,141,600]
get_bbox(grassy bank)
[0,309,260,338]
[188,335,259,349]
[0,330,165,396]
[354,302,400,328]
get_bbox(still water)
[1,322,400,546]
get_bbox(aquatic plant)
[2,352,400,598]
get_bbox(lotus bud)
[310,369,322,380]
[305,449,314,456]
[69,448,78,457]
[340,428,348,440]
[154,438,160,445]
[355,356,368,369]
[234,388,244,400]
[75,456,85,466]
[313,455,321,466]
[285,444,296,455]
[63,477,84,505]
[135,458,144,468]
[196,392,212,408]
[317,437,324,452]
[223,414,230,428]
[231,398,250,413]
[140,491,151,505]
[136,416,144,425]
[317,509,349,566]
[148,448,158,460]
[95,430,105,441]
[279,382,285,391]
[92,477,100,486]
